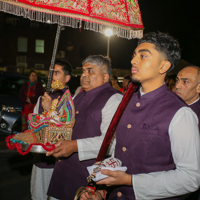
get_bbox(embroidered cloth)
[0,0,143,39]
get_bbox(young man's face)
[80,62,108,92]
[131,42,166,86]
[175,67,199,105]
[51,64,69,86]
[29,72,37,83]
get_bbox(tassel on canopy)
[0,0,143,39]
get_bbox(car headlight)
[1,104,17,113]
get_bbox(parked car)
[0,72,29,135]
[0,71,80,135]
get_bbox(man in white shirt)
[31,59,72,200]
[176,66,200,200]
[176,66,200,127]
[47,55,123,199]
[80,33,200,200]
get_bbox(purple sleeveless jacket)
[48,83,122,199]
[189,99,200,130]
[108,84,186,200]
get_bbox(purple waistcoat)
[108,84,186,200]
[34,88,67,168]
[189,98,200,130]
[48,83,122,199]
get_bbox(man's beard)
[131,77,141,86]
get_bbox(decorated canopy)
[0,0,143,39]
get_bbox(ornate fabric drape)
[0,0,143,39]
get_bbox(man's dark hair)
[138,32,181,73]
[29,70,37,76]
[55,59,72,76]
[82,55,111,77]
[112,75,118,80]
[124,75,131,80]
[165,73,177,82]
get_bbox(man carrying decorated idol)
[31,59,73,200]
[47,55,123,199]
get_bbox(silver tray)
[21,143,53,154]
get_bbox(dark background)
[0,0,199,71]
[106,0,200,69]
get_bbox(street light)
[105,28,113,57]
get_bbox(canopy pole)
[107,37,110,57]
[46,24,62,94]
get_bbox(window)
[35,64,44,69]
[35,39,44,53]
[6,17,20,26]
[18,37,27,52]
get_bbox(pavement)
[0,135,32,200]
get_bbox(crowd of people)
[19,32,200,200]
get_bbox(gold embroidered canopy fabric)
[0,0,144,39]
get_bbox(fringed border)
[0,0,143,39]
[84,21,143,39]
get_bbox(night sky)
[107,0,200,70]
[71,0,200,70]
[139,0,200,66]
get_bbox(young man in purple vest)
[175,66,200,200]
[80,32,200,200]
[176,66,200,129]
[46,55,123,199]
[31,60,72,200]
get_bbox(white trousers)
[31,165,59,200]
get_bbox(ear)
[65,75,71,83]
[103,74,110,83]
[196,83,200,94]
[159,61,171,74]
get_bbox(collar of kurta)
[82,83,111,96]
[137,83,167,100]
[189,98,200,110]
[189,97,200,106]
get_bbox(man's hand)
[26,97,31,104]
[41,92,52,111]
[80,191,103,200]
[46,140,78,158]
[97,170,132,187]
